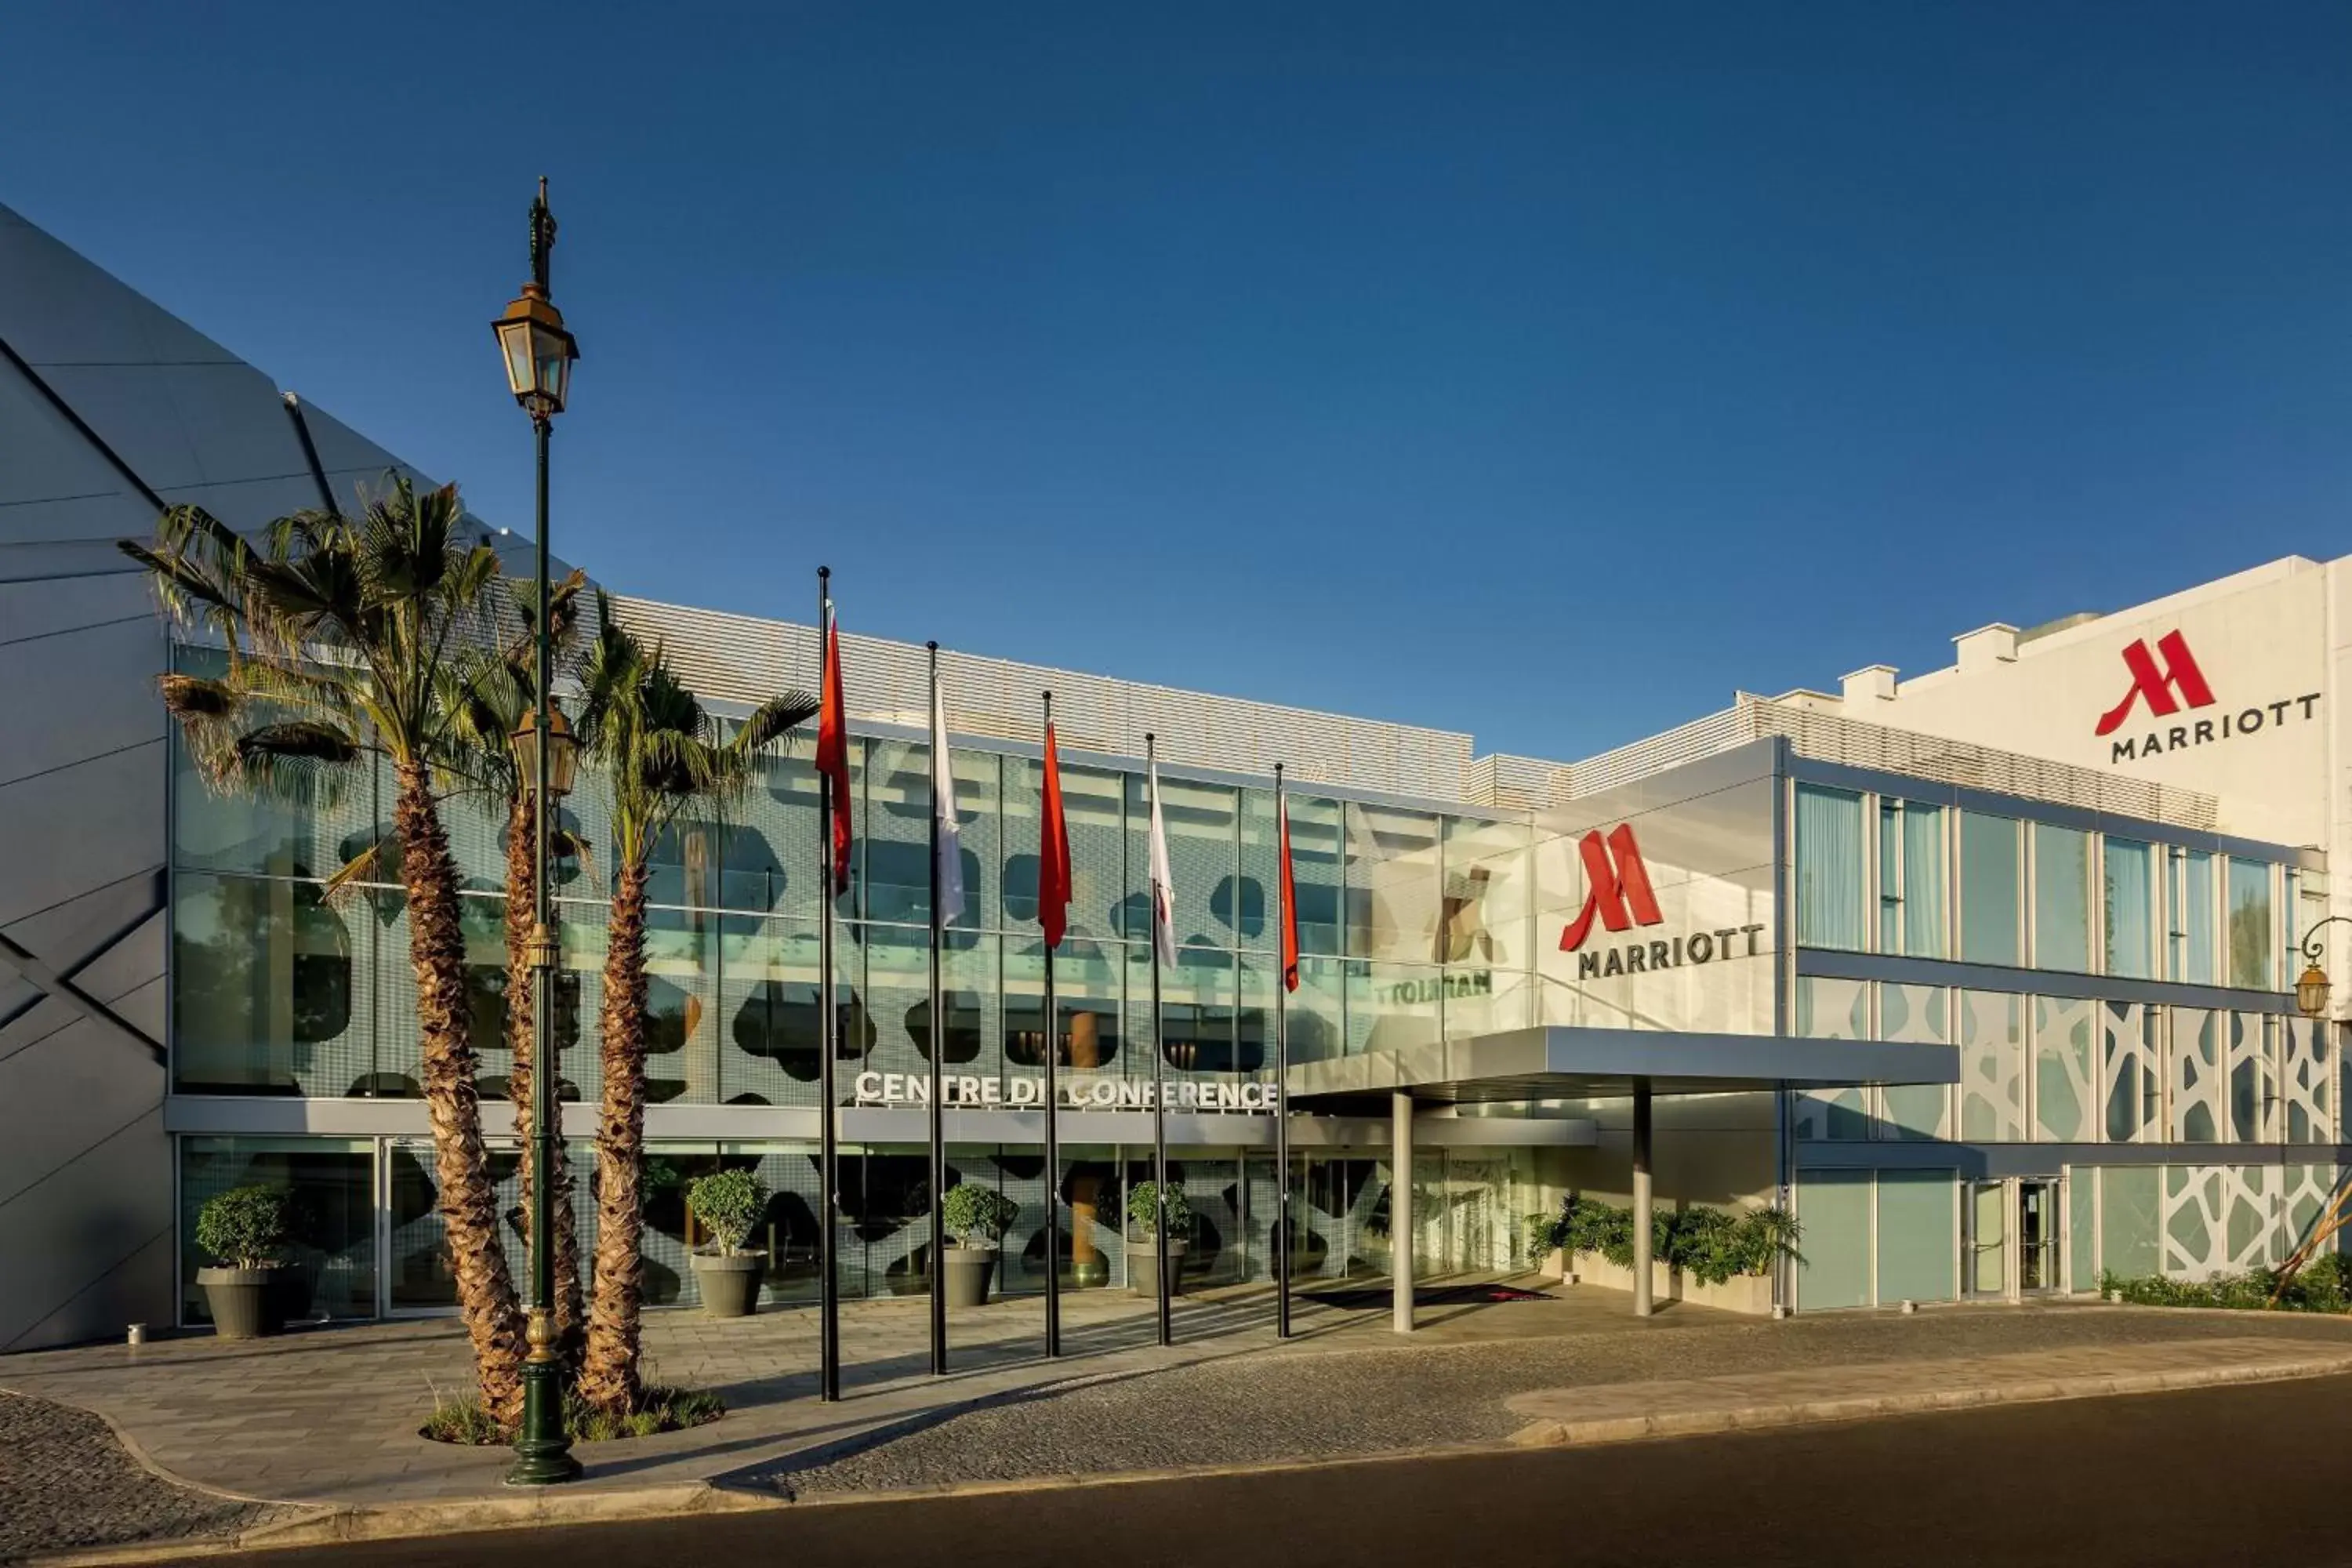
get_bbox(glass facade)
[162,660,2331,1325]
[169,724,1560,1111]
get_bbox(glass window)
[1795,786,1864,950]
[1793,976,1869,1142]
[2169,1007,2222,1142]
[2099,1166,2162,1279]
[1875,1170,1957,1304]
[2032,995,2094,1141]
[172,873,366,1098]
[2169,847,2216,985]
[1342,804,1441,962]
[1958,990,2024,1142]
[862,741,934,927]
[2281,1014,2332,1143]
[1958,813,2020,967]
[2099,1001,2159,1144]
[1345,960,1442,1058]
[1877,800,1947,958]
[1440,815,1532,971]
[2227,1011,2274,1142]
[180,1137,376,1324]
[2227,858,2274,990]
[2103,837,2154,979]
[2031,824,2090,973]
[1795,1169,1871,1309]
[1877,983,1948,1140]
[1795,975,1870,1039]
[1279,794,1344,957]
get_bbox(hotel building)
[1,199,2339,1350]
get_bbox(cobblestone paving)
[764,1306,2352,1496]
[0,1392,308,1563]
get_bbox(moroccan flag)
[815,607,851,894]
[1039,721,1073,949]
[1279,790,1300,993]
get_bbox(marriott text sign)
[2096,628,2320,764]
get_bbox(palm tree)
[122,481,530,1425]
[449,572,590,1367]
[573,594,815,1414]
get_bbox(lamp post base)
[505,1348,581,1486]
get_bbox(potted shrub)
[939,1181,1022,1307]
[1125,1181,1192,1299]
[194,1185,290,1339]
[687,1168,770,1319]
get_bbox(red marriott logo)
[1559,824,1662,953]
[2094,630,2215,738]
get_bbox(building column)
[1631,1077,1653,1318]
[1392,1091,1414,1334]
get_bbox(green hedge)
[1523,1195,1802,1286]
[2099,1254,2352,1313]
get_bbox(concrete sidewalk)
[0,1279,1643,1508]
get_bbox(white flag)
[1147,757,1177,967]
[930,662,965,928]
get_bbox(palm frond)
[325,837,395,897]
[732,691,821,756]
[157,672,239,720]
[237,720,362,765]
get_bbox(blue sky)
[5,2,2347,761]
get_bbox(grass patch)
[419,1384,726,1444]
[2100,1253,2352,1314]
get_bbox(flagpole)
[926,642,947,1377]
[1147,734,1171,1349]
[1274,762,1291,1341]
[1040,691,1062,1359]
[816,567,840,1404]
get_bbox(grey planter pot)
[691,1251,767,1319]
[942,1245,997,1308]
[1127,1239,1189,1299]
[197,1267,282,1339]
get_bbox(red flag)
[815,609,851,894]
[1039,721,1073,949]
[1279,790,1300,993]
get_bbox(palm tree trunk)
[579,858,651,1415]
[397,760,528,1428]
[504,791,584,1369]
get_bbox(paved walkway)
[0,1278,1621,1507]
[6,1284,2352,1559]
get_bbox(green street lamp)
[2293,915,2352,1019]
[498,175,583,1488]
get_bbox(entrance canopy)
[1287,1024,1958,1106]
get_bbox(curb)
[1503,1353,2352,1449]
[18,1482,786,1567]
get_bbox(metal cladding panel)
[612,595,1476,799]
[30,364,209,492]
[0,354,140,510]
[0,573,148,649]
[0,616,165,787]
[0,201,241,368]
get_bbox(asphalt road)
[212,1374,2352,1568]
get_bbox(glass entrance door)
[1965,1180,2007,1297]
[2018,1179,2061,1293]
